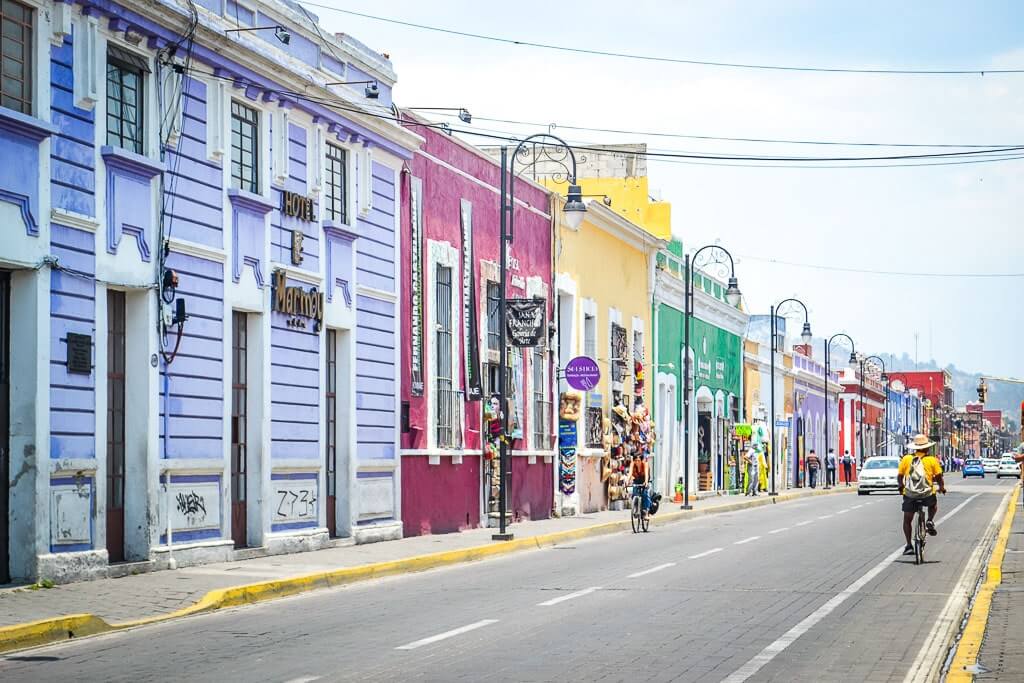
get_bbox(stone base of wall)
[264,529,330,556]
[37,550,109,585]
[152,539,234,570]
[354,520,403,545]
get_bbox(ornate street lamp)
[769,299,812,495]
[493,134,585,541]
[681,246,741,509]
[824,334,856,487]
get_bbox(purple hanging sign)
[565,356,601,391]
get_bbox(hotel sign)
[281,190,315,221]
[272,270,324,332]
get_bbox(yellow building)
[551,196,666,514]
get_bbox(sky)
[308,0,1024,377]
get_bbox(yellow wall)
[556,206,654,414]
[544,176,672,242]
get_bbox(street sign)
[565,356,601,391]
[775,420,790,428]
[506,298,546,347]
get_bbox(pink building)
[398,113,555,537]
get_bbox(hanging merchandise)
[509,349,524,439]
[559,446,576,495]
[607,400,632,504]
[483,394,504,515]
[557,394,580,497]
[634,360,645,397]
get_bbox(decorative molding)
[167,236,227,263]
[0,107,57,142]
[355,284,398,302]
[0,190,37,236]
[73,14,99,109]
[51,208,99,233]
[227,188,275,215]
[101,145,164,180]
[51,1,73,46]
[272,262,323,285]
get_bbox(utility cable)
[737,254,1024,278]
[301,2,1024,76]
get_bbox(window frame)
[230,99,261,194]
[485,280,500,352]
[531,345,550,450]
[324,141,349,224]
[0,0,34,115]
[105,47,147,154]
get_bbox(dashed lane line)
[769,527,790,534]
[795,520,814,527]
[689,548,724,559]
[537,587,601,607]
[836,509,851,514]
[396,619,499,650]
[819,514,834,520]
[735,536,761,545]
[628,563,676,578]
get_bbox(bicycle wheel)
[641,509,650,533]
[631,497,640,534]
[915,514,926,565]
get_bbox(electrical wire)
[736,254,1024,278]
[300,2,1024,76]
[181,65,1024,165]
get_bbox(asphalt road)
[1,477,1014,683]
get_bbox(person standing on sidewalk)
[825,449,837,488]
[746,446,760,496]
[806,450,821,489]
[841,450,854,486]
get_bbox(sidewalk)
[950,486,1023,681]
[0,486,849,652]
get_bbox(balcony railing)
[436,386,464,450]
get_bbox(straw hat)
[906,433,936,451]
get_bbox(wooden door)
[325,329,337,537]
[230,312,248,548]
[0,272,10,582]
[106,290,126,563]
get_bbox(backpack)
[904,457,932,499]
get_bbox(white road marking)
[836,509,850,514]
[283,678,321,683]
[537,587,601,606]
[904,491,1009,683]
[734,536,761,545]
[795,520,813,527]
[396,619,499,650]
[689,548,724,559]
[628,563,676,578]
[851,504,864,509]
[722,493,981,683]
[769,527,789,534]
[818,514,834,520]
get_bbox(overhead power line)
[739,254,1024,278]
[303,2,1024,76]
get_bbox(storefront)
[0,0,418,583]
[653,242,748,497]
[398,115,555,535]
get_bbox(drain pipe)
[162,368,176,569]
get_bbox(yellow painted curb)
[0,486,852,654]
[947,482,1020,682]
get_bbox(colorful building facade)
[398,115,555,535]
[0,0,418,583]
[839,365,887,475]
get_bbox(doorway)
[106,291,127,563]
[325,328,338,537]
[230,311,248,548]
[0,271,9,582]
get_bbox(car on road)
[997,456,1021,479]
[857,456,900,495]
[962,459,985,478]
[982,457,1000,473]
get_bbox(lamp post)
[824,334,856,488]
[769,299,812,496]
[864,355,887,458]
[681,245,741,509]
[492,135,585,542]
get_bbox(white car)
[997,457,1021,479]
[982,458,1000,474]
[857,457,900,495]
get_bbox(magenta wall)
[511,458,553,521]
[401,456,482,536]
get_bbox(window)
[532,347,550,449]
[325,143,348,223]
[106,47,148,153]
[435,265,460,448]
[486,281,500,351]
[1,0,33,114]
[231,100,259,193]
[583,313,596,360]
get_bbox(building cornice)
[578,200,668,254]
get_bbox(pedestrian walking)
[842,450,854,485]
[746,446,760,496]
[806,450,821,488]
[825,449,837,488]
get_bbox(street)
[0,478,1013,683]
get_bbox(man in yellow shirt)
[897,434,946,556]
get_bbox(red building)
[398,112,555,537]
[983,409,1003,430]
[886,370,955,461]
[838,365,887,480]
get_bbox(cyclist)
[897,433,946,556]
[629,452,651,521]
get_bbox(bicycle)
[912,504,927,565]
[630,483,650,534]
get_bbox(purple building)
[0,0,420,583]
[790,348,840,487]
